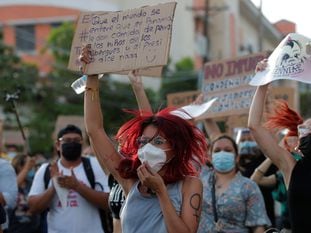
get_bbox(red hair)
[115,107,207,184]
[264,100,303,151]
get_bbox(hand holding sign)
[250,33,311,86]
[68,2,176,77]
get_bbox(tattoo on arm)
[190,193,201,222]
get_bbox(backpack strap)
[44,163,51,190]
[43,158,96,190]
[81,157,95,189]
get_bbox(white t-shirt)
[29,158,109,233]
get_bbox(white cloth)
[0,158,17,230]
[29,158,109,233]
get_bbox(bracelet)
[85,87,98,101]
[256,168,265,175]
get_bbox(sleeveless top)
[288,158,311,233]
[120,181,182,233]
[108,174,125,219]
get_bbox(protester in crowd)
[8,155,40,233]
[236,128,261,177]
[107,69,151,233]
[28,124,110,233]
[251,157,292,233]
[193,93,276,228]
[107,174,124,233]
[236,127,277,227]
[197,134,270,233]
[0,157,18,232]
[248,59,311,233]
[250,102,301,232]
[1,145,19,162]
[81,45,208,233]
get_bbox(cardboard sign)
[166,90,200,108]
[268,87,295,108]
[68,2,177,77]
[202,53,267,118]
[250,33,311,86]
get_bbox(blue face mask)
[238,140,258,155]
[212,151,235,173]
[27,169,36,181]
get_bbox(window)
[15,25,35,52]
[51,22,62,28]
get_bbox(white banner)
[250,33,311,86]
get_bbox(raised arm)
[128,70,152,113]
[248,61,295,187]
[81,47,133,193]
[250,157,276,187]
[193,94,221,140]
[202,119,222,142]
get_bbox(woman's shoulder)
[182,176,203,190]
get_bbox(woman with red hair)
[251,100,303,231]
[81,46,207,233]
[264,100,303,153]
[249,59,311,233]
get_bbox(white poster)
[250,33,311,86]
[171,97,218,121]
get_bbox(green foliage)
[159,57,198,106]
[0,31,39,135]
[0,35,38,106]
[46,22,75,66]
[300,92,311,118]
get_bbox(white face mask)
[138,143,167,172]
[7,152,17,159]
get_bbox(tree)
[0,31,39,153]
[0,32,38,106]
[159,57,199,106]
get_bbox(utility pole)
[188,0,227,63]
[258,0,263,52]
[204,0,210,63]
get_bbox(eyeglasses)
[136,135,167,147]
[59,137,82,144]
[297,125,311,138]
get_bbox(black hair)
[57,124,82,139]
[210,134,238,156]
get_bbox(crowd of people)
[0,44,309,233]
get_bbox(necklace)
[215,182,223,189]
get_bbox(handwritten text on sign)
[202,53,266,118]
[68,2,176,76]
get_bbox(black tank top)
[288,158,311,233]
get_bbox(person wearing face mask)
[248,59,311,233]
[27,124,110,233]
[237,129,261,176]
[250,100,304,233]
[9,154,40,233]
[236,128,278,228]
[198,135,271,233]
[81,45,208,233]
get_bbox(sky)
[251,0,311,38]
